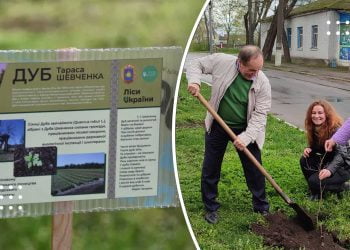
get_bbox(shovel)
[196,93,315,231]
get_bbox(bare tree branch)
[245,0,273,45]
[262,0,298,61]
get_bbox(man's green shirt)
[217,73,252,128]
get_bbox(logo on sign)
[142,65,158,82]
[123,64,135,83]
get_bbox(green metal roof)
[261,0,350,22]
[290,0,350,17]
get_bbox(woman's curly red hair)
[305,100,343,147]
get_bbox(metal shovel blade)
[289,202,315,231]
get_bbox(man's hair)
[238,45,263,65]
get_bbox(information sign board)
[0,47,181,217]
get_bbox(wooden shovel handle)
[196,93,293,204]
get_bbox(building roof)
[261,0,350,22]
[290,0,350,17]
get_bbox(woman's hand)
[325,138,336,152]
[303,147,312,157]
[319,169,331,180]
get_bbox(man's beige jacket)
[186,53,271,149]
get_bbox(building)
[260,0,350,66]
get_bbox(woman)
[300,100,349,200]
[325,117,350,150]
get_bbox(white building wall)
[326,11,340,61]
[260,11,340,63]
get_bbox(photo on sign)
[0,119,25,162]
[14,146,57,177]
[51,152,106,196]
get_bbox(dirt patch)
[251,212,347,250]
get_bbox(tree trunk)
[208,1,214,53]
[248,26,255,45]
[244,11,249,45]
[248,0,254,44]
[282,29,291,63]
[244,0,274,46]
[204,11,210,50]
[262,0,298,61]
[226,31,230,46]
[262,14,277,61]
[244,0,254,45]
[275,0,284,66]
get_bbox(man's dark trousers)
[201,121,269,213]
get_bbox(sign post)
[52,201,73,250]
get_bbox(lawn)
[0,0,204,49]
[0,208,193,250]
[175,76,350,249]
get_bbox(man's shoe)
[308,194,320,201]
[254,210,269,216]
[337,192,344,199]
[204,211,218,224]
[261,210,269,217]
[342,181,350,191]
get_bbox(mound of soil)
[251,212,346,250]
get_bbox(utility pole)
[209,1,214,54]
[275,0,284,66]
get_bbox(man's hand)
[233,137,245,151]
[303,147,312,158]
[319,169,331,180]
[325,138,336,152]
[187,83,200,96]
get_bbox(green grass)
[176,76,350,249]
[0,0,204,49]
[189,42,210,52]
[189,42,240,54]
[0,208,193,250]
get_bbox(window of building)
[297,27,303,49]
[311,25,318,49]
[287,28,292,48]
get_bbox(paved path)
[265,68,350,128]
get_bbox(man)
[187,45,271,224]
